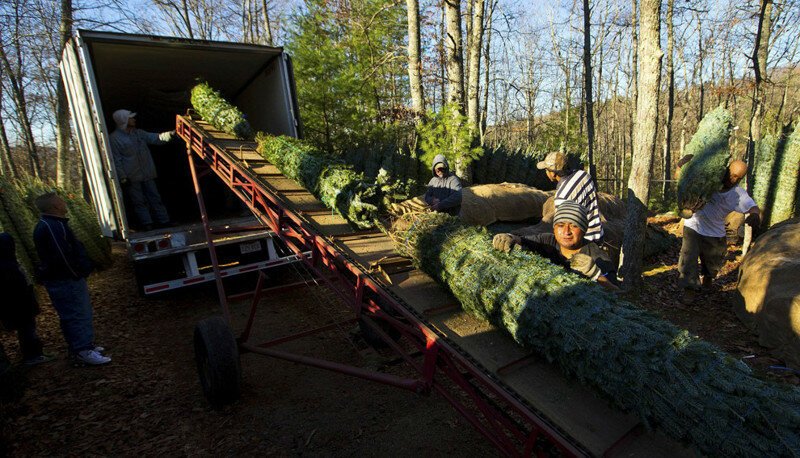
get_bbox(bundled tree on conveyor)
[256,134,382,229]
[390,211,800,457]
[190,82,254,140]
[676,107,733,218]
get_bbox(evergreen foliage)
[256,134,381,228]
[752,135,777,214]
[391,212,800,457]
[472,144,552,189]
[417,104,483,174]
[288,0,408,153]
[676,107,733,218]
[190,82,254,140]
[769,122,799,226]
[0,174,36,275]
[17,179,112,270]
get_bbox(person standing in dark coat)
[0,232,53,365]
[33,193,110,366]
[424,154,462,215]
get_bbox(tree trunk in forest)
[261,0,273,45]
[56,0,73,187]
[743,0,772,256]
[662,0,674,199]
[0,82,16,177]
[480,0,496,142]
[583,0,596,181]
[619,0,662,288]
[443,0,468,180]
[696,13,705,122]
[443,0,465,111]
[466,0,485,136]
[630,0,638,119]
[0,42,42,178]
[406,0,425,117]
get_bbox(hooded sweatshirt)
[424,154,462,215]
[0,233,39,329]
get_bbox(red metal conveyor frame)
[176,114,590,457]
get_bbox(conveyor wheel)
[358,315,401,349]
[194,316,241,407]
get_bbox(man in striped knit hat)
[537,151,604,242]
[492,201,618,290]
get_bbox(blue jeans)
[45,279,95,353]
[126,179,169,226]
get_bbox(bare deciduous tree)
[619,0,662,287]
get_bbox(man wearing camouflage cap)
[537,151,604,242]
[492,200,618,290]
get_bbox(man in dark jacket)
[33,193,110,366]
[424,154,462,215]
[492,200,618,290]
[0,233,52,365]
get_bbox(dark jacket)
[0,233,39,330]
[33,215,93,282]
[424,154,462,215]
[519,232,617,283]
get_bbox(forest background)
[1,0,798,215]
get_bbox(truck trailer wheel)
[194,316,241,407]
[358,315,401,349]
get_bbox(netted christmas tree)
[190,82,254,140]
[752,135,778,222]
[676,107,733,218]
[256,134,381,228]
[16,179,112,270]
[0,174,37,275]
[769,122,799,226]
[391,212,800,457]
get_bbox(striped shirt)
[554,169,604,241]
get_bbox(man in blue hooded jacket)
[424,154,462,215]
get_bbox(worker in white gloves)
[109,109,175,231]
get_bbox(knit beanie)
[553,200,589,232]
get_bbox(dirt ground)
[0,243,494,456]
[1,217,797,456]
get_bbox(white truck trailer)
[60,30,302,294]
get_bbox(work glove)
[744,212,761,230]
[569,253,601,281]
[492,233,521,253]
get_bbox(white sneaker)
[76,350,111,365]
[93,346,106,354]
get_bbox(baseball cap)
[536,151,567,172]
[113,109,137,129]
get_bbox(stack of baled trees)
[391,212,800,456]
[0,175,112,275]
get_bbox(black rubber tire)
[358,315,401,349]
[193,316,241,408]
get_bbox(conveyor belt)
[178,117,690,457]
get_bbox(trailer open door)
[59,34,127,238]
